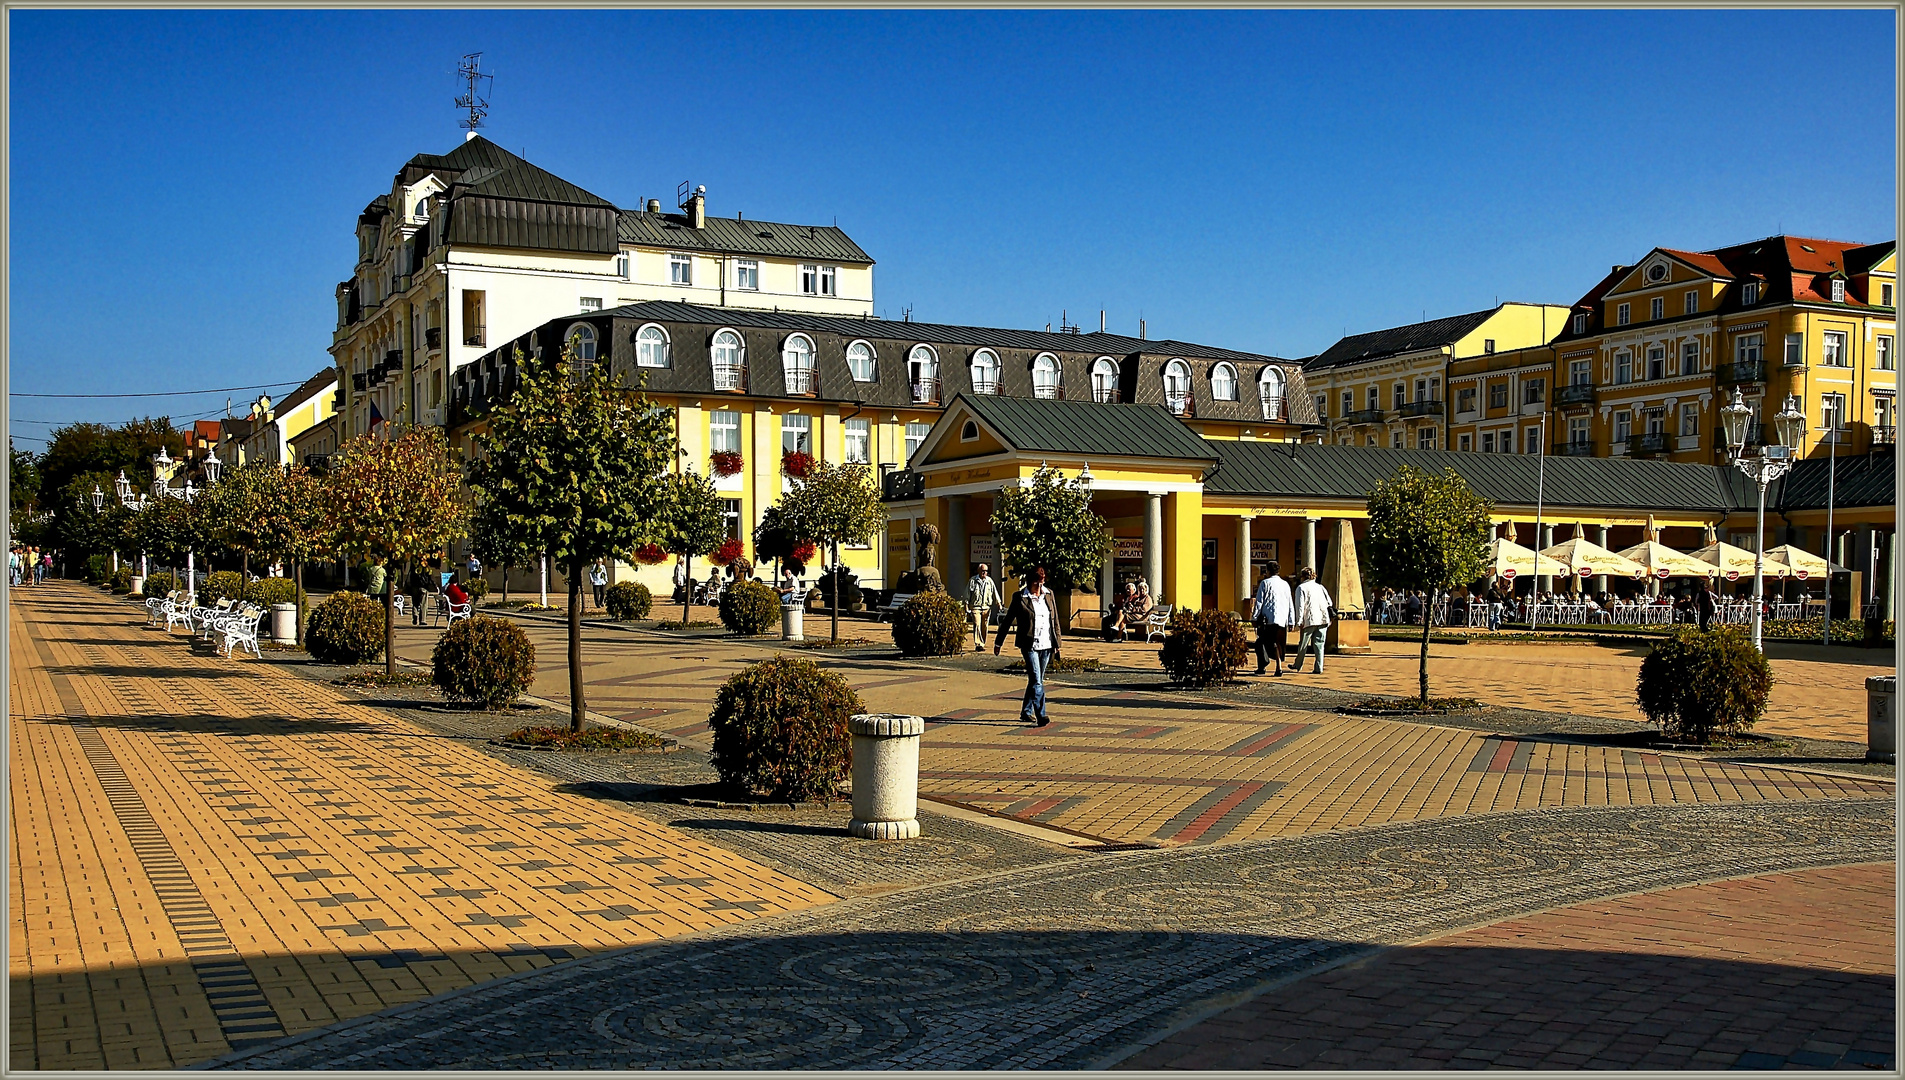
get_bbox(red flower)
[790,541,817,564]
[709,537,744,566]
[781,450,815,479]
[710,450,744,478]
[634,543,667,565]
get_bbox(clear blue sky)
[8,9,1896,439]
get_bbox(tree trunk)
[568,557,586,732]
[682,554,693,625]
[1418,605,1432,704]
[293,560,304,646]
[502,562,510,604]
[385,573,397,679]
[830,542,841,644]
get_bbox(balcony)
[1261,398,1285,421]
[351,372,368,392]
[971,377,999,396]
[1626,432,1669,457]
[1166,392,1192,416]
[881,469,924,502]
[464,325,486,348]
[911,378,939,405]
[1874,425,1896,445]
[1554,383,1597,408]
[785,367,816,395]
[1717,359,1766,386]
[1552,440,1596,457]
[1344,408,1387,426]
[1091,385,1119,404]
[713,363,746,392]
[424,326,442,351]
[1397,398,1443,419]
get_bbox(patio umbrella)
[1760,544,1843,580]
[1687,541,1762,582]
[1486,538,1567,581]
[1615,541,1715,579]
[1539,537,1649,581]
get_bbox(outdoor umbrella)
[1687,541,1762,582]
[1539,537,1649,581]
[1485,538,1567,581]
[1760,544,1843,580]
[1615,541,1715,579]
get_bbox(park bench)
[1143,604,1172,643]
[217,604,265,659]
[876,592,916,622]
[432,593,473,627]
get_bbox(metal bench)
[218,605,265,659]
[1144,604,1172,643]
[877,592,916,622]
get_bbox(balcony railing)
[785,367,816,395]
[911,378,939,404]
[1092,385,1119,404]
[464,325,486,348]
[971,377,999,396]
[1397,399,1443,419]
[1874,424,1896,445]
[1166,392,1192,416]
[424,326,442,351]
[881,469,924,502]
[1261,398,1285,421]
[1552,440,1596,457]
[713,363,746,392]
[1344,408,1387,425]
[1554,383,1597,408]
[1627,432,1669,456]
[1717,359,1766,385]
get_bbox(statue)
[896,522,946,594]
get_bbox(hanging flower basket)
[709,537,744,567]
[781,450,816,479]
[634,543,667,565]
[710,450,744,477]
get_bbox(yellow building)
[1444,343,1556,454]
[1305,303,1569,452]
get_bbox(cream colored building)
[216,369,338,469]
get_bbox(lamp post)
[91,485,105,512]
[1821,399,1838,646]
[1721,389,1807,652]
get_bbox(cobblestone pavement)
[7,585,835,1069]
[215,798,1893,1069]
[402,613,1890,850]
[1124,862,1895,1070]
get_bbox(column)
[1537,523,1554,593]
[947,496,969,601]
[1143,493,1164,603]
[1882,532,1897,622]
[1855,524,1876,610]
[1301,517,1318,573]
[1236,515,1254,614]
[1594,524,1610,594]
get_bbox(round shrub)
[466,576,491,600]
[813,566,864,613]
[432,615,536,709]
[708,655,863,801]
[892,591,968,657]
[202,570,246,604]
[1159,607,1248,688]
[605,581,653,621]
[1636,626,1773,742]
[719,580,782,635]
[144,571,176,596]
[305,591,387,664]
[245,577,306,608]
[111,567,135,593]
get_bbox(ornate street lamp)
[114,469,132,505]
[153,446,172,485]
[202,450,224,487]
[91,485,105,512]
[1722,389,1807,651]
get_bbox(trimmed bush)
[605,581,652,621]
[202,570,246,604]
[813,566,864,613]
[719,580,781,635]
[305,591,387,664]
[245,577,306,608]
[144,571,176,596]
[1762,617,1895,645]
[1636,626,1774,743]
[84,555,110,584]
[111,567,134,593]
[708,656,862,801]
[466,576,491,599]
[892,591,968,657]
[432,615,537,709]
[1159,607,1249,688]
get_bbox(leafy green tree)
[991,464,1112,623]
[37,418,183,511]
[469,498,534,604]
[779,460,886,643]
[1364,465,1493,703]
[133,493,197,579]
[328,427,470,677]
[467,352,677,731]
[752,504,802,577]
[10,443,41,516]
[195,462,269,577]
[659,470,730,625]
[245,463,332,642]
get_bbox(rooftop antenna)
[455,53,493,141]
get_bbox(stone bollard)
[782,603,803,642]
[848,713,924,840]
[1866,675,1895,764]
[270,603,299,645]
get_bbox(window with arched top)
[566,323,598,361]
[1090,357,1119,403]
[846,340,876,382]
[1164,359,1192,415]
[908,344,939,403]
[970,349,1001,394]
[1259,366,1287,420]
[1032,353,1062,399]
[635,323,670,368]
[1211,362,1238,401]
[711,329,744,390]
[783,334,817,394]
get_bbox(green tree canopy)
[990,464,1112,594]
[1364,465,1493,703]
[659,470,730,624]
[778,460,886,642]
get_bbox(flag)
[369,400,384,430]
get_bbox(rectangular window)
[1680,403,1700,438]
[843,418,870,463]
[1569,417,1589,444]
[1488,382,1507,409]
[799,264,818,294]
[1784,332,1805,366]
[1878,335,1894,370]
[1482,432,1496,453]
[615,254,630,279]
[1367,386,1380,412]
[903,421,930,466]
[1646,408,1665,435]
[710,410,740,454]
[1616,302,1630,326]
[781,414,811,455]
[1884,283,1894,307]
[1831,279,1845,303]
[1822,331,1846,367]
[1876,395,1894,430]
[820,265,838,296]
[1458,434,1472,451]
[1822,393,1847,430]
[669,253,692,286]
[1615,351,1632,383]
[1681,341,1699,373]
[1484,338,1496,355]
[1414,378,1429,401]
[1736,333,1763,365]
[1314,394,1328,421]
[1569,359,1591,385]
[1391,432,1403,448]
[1525,427,1541,454]
[734,259,759,290]
[1393,383,1405,410]
[1456,388,1477,413]
[1417,428,1436,449]
[1650,296,1664,321]
[461,289,486,347]
[1741,282,1760,305]
[1684,290,1699,315]
[579,296,602,312]
[1342,390,1353,417]
[1614,410,1631,443]
[1522,378,1545,405]
[1646,346,1665,380]
[1573,313,1588,334]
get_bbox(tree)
[10,443,41,517]
[470,498,534,604]
[467,352,677,731]
[133,493,197,577]
[991,463,1112,623]
[779,460,886,643]
[328,427,470,677]
[1364,465,1492,704]
[246,463,333,643]
[195,462,266,577]
[659,470,730,625]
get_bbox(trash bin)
[129,575,144,597]
[271,603,299,645]
[782,603,803,642]
[848,713,924,839]
[1866,675,1895,763]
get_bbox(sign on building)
[1250,539,1281,564]
[1112,538,1145,560]
[970,533,996,565]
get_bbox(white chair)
[439,595,473,626]
[219,605,264,659]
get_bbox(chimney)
[1139,319,1146,340]
[647,199,661,213]
[689,185,706,229]
[1099,310,1106,332]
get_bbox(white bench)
[218,605,265,659]
[783,586,810,610]
[432,594,473,627]
[1144,604,1172,643]
[877,592,916,622]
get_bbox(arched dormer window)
[635,323,670,368]
[1090,357,1119,403]
[711,329,744,390]
[1211,362,1238,401]
[970,349,1001,394]
[566,323,598,362]
[847,340,876,382]
[908,344,939,403]
[1032,353,1062,399]
[1259,365,1287,420]
[1164,359,1192,415]
[782,333,817,394]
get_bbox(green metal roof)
[1762,446,1895,511]
[954,394,1219,464]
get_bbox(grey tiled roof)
[1305,308,1499,371]
[415,137,614,207]
[618,212,873,263]
[954,394,1219,463]
[1762,446,1895,511]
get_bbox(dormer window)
[636,324,670,368]
[1164,359,1192,415]
[1258,366,1286,421]
[566,323,598,362]
[1032,353,1062,399]
[1616,303,1630,326]
[1573,313,1588,334]
[1211,362,1238,401]
[847,340,876,382]
[1831,278,1846,303]
[415,198,430,222]
[782,334,817,395]
[1741,282,1760,305]
[970,349,1001,395]
[1090,357,1119,403]
[908,345,939,404]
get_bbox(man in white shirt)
[993,566,1061,726]
[1291,566,1334,674]
[1248,560,1293,676]
[967,563,1002,652]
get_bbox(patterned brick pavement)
[1122,862,1896,1070]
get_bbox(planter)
[782,604,804,642]
[1327,616,1370,656]
[1867,675,1895,763]
[270,603,299,644]
[848,713,924,840]
[129,575,144,596]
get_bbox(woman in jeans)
[588,559,608,609]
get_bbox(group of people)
[9,545,52,587]
[1248,562,1336,675]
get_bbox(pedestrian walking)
[1249,560,1292,675]
[993,565,1060,726]
[1290,567,1333,674]
[8,547,20,587]
[467,553,483,582]
[672,558,688,605]
[1695,578,1719,632]
[363,558,388,604]
[966,563,1001,652]
[37,549,51,585]
[405,565,431,626]
[589,559,608,609]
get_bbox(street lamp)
[91,485,105,512]
[202,450,223,487]
[1721,388,1807,651]
[153,445,172,485]
[114,469,132,505]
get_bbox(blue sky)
[8,9,1896,439]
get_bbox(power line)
[8,380,304,400]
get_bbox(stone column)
[947,496,969,601]
[1594,524,1610,594]
[1301,516,1319,573]
[1882,532,1897,622]
[1143,493,1164,602]
[1855,524,1876,607]
[1537,523,1554,593]
[1236,515,1254,614]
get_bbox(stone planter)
[270,603,299,645]
[782,604,803,642]
[1866,675,1895,764]
[848,712,924,840]
[129,575,144,596]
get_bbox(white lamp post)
[202,450,223,487]
[91,485,105,513]
[1721,389,1808,651]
